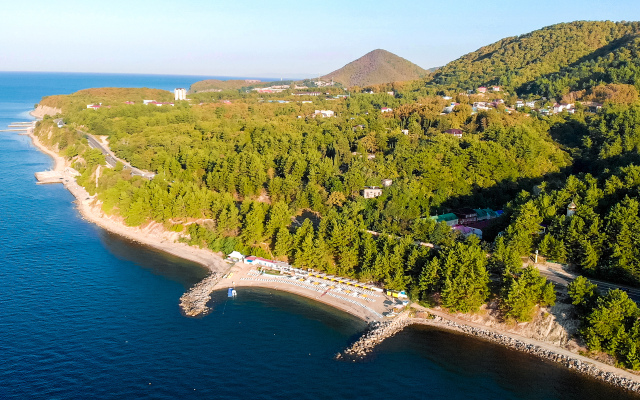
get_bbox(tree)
[501,266,556,321]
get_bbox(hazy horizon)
[3,0,640,77]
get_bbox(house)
[516,100,524,108]
[87,104,102,110]
[382,179,393,187]
[477,86,487,94]
[526,100,537,108]
[143,100,156,105]
[124,101,135,105]
[453,225,483,239]
[473,101,489,110]
[387,91,395,96]
[294,92,321,96]
[221,100,232,104]
[363,186,383,199]
[245,256,277,268]
[473,208,499,221]
[381,107,393,113]
[442,96,452,100]
[56,120,64,128]
[454,208,477,224]
[491,86,501,92]
[401,129,409,135]
[430,213,459,227]
[314,109,334,118]
[445,128,463,138]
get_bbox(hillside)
[189,79,269,93]
[323,49,428,87]
[427,21,640,95]
[40,88,173,112]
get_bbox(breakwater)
[339,309,640,393]
[336,312,411,360]
[414,315,640,394]
[179,272,223,317]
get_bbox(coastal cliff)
[31,105,61,119]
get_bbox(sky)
[2,0,640,78]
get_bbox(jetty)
[1,121,36,133]
[179,272,224,317]
[34,167,80,184]
[336,311,411,360]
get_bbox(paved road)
[537,263,640,302]
[81,130,154,179]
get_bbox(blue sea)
[0,72,636,400]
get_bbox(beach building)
[174,88,187,101]
[430,213,459,227]
[245,256,278,268]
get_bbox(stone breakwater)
[336,312,411,361]
[179,273,222,317]
[414,315,640,394]
[337,311,640,393]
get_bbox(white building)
[174,88,187,101]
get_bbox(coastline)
[23,109,640,393]
[27,111,230,276]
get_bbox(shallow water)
[0,72,637,399]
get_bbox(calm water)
[0,72,637,400]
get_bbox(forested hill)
[323,49,428,87]
[427,21,640,95]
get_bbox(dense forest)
[426,21,640,97]
[34,20,640,369]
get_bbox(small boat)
[227,288,237,298]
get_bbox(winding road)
[81,130,155,179]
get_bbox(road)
[537,262,640,302]
[81,130,155,179]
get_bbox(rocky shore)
[179,273,224,317]
[413,315,640,393]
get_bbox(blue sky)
[2,0,640,78]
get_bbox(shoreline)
[27,111,230,276]
[23,110,640,392]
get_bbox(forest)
[33,21,640,368]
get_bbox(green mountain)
[322,49,428,87]
[427,21,640,96]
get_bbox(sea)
[0,71,636,400]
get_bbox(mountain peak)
[323,49,427,87]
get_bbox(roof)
[245,256,276,264]
[445,129,463,134]
[430,213,458,222]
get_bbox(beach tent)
[228,251,245,261]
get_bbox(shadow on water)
[98,230,209,289]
